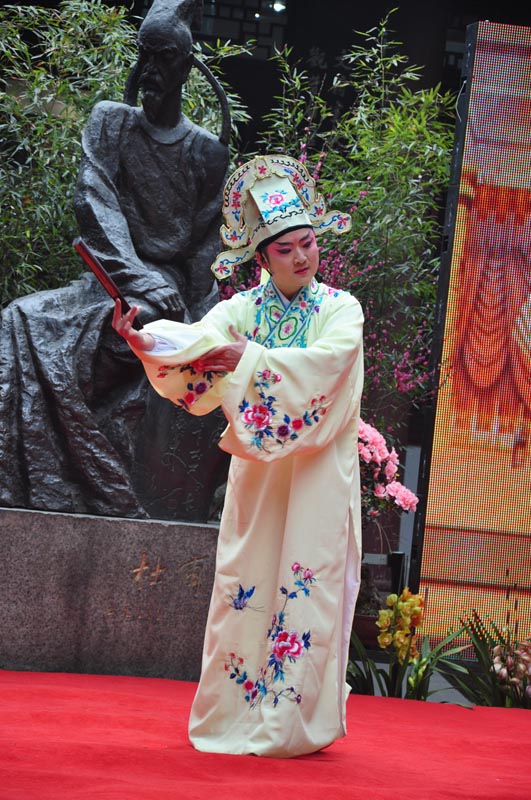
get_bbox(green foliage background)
[0,0,249,308]
[230,13,457,429]
[0,3,456,433]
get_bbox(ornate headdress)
[211,154,352,280]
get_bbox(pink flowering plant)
[358,419,418,526]
[356,419,418,612]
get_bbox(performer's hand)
[112,299,155,351]
[194,325,247,372]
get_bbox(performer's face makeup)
[257,228,319,299]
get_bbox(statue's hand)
[142,285,185,319]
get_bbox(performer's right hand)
[112,299,155,351]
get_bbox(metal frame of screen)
[409,20,531,647]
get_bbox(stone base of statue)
[0,507,218,680]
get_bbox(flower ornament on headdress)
[211,154,352,280]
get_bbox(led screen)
[416,21,531,648]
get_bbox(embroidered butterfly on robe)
[131,278,364,757]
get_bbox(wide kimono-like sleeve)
[129,295,247,415]
[219,293,364,462]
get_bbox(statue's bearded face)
[137,25,192,124]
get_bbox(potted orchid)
[348,587,468,699]
[448,610,531,709]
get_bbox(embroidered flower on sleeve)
[272,397,329,444]
[174,364,224,410]
[156,364,178,379]
[239,370,328,451]
[276,423,291,439]
[326,286,342,298]
[242,404,272,430]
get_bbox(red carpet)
[0,670,529,800]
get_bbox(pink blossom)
[384,460,397,481]
[358,418,419,520]
[385,481,418,512]
[291,562,301,572]
[358,444,373,463]
[303,568,314,580]
[385,481,401,498]
[388,447,400,466]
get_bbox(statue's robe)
[0,102,229,518]
[74,101,229,321]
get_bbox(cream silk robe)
[131,278,364,757]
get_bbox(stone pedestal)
[0,508,218,680]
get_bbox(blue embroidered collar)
[248,278,322,349]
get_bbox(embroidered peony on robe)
[131,278,364,757]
